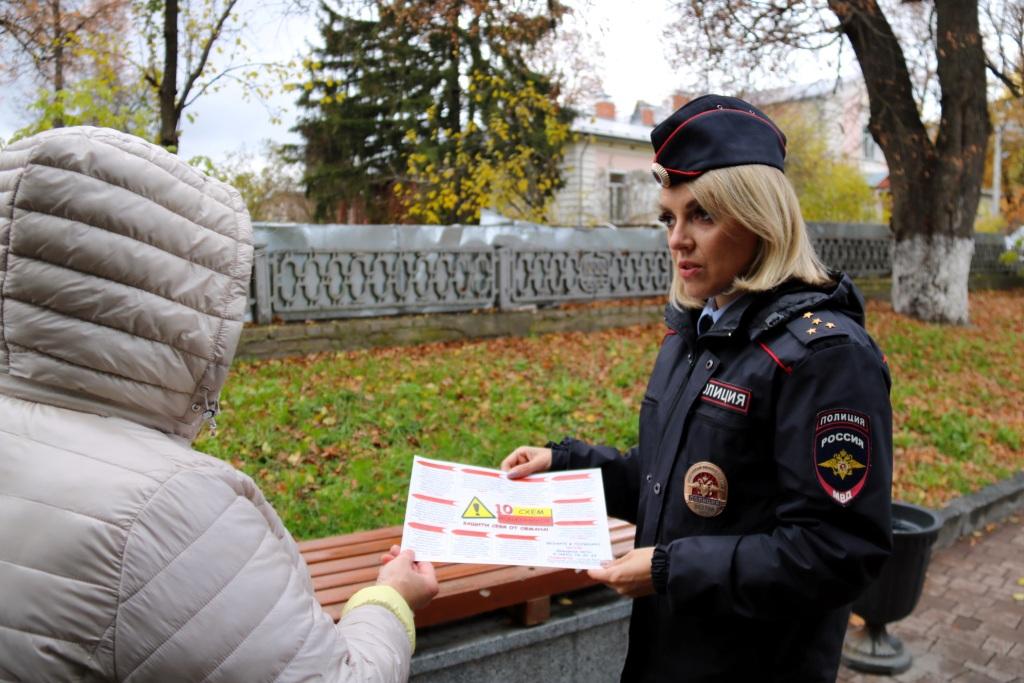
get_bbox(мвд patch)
[813,409,870,506]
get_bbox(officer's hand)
[587,547,655,598]
[500,446,552,479]
[378,546,439,610]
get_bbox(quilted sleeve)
[112,464,412,683]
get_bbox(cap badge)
[651,162,671,188]
[683,461,728,517]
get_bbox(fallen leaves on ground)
[198,288,1024,538]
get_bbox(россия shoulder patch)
[813,409,870,506]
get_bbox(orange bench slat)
[301,518,637,628]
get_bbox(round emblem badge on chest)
[683,461,729,517]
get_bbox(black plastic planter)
[842,501,943,675]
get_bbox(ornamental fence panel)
[267,249,496,320]
[248,222,1015,324]
[498,249,673,308]
[972,233,1014,275]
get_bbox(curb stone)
[932,470,1024,548]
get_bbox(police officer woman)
[501,95,893,682]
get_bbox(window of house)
[862,126,880,162]
[609,172,627,223]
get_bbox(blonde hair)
[669,164,831,309]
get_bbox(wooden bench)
[299,518,636,628]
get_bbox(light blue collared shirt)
[697,297,738,334]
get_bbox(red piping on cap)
[653,107,787,161]
[665,167,703,177]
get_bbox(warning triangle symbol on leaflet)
[461,496,495,519]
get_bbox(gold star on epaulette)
[807,327,817,335]
[803,311,814,319]
[812,318,822,325]
[825,322,836,329]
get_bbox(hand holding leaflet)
[401,456,614,570]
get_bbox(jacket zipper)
[201,386,219,437]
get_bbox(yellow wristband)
[341,585,416,651]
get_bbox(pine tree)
[292,3,441,221]
[293,0,572,224]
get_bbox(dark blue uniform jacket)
[551,274,893,682]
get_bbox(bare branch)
[987,55,1022,98]
[175,0,242,118]
[182,60,284,107]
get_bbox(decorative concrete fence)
[249,222,1013,324]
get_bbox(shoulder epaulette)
[784,309,850,346]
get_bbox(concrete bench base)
[412,587,630,683]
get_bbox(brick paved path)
[838,511,1024,683]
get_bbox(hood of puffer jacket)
[0,127,253,441]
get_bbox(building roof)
[571,116,652,143]
[864,171,888,189]
[752,77,859,106]
[571,78,867,146]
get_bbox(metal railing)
[249,222,1014,324]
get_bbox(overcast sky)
[166,1,686,160]
[0,1,807,161]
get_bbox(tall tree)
[135,0,295,152]
[0,0,146,131]
[134,0,242,150]
[398,65,571,224]
[293,0,572,224]
[667,0,1006,325]
[291,3,442,221]
[527,7,606,110]
[983,0,1024,96]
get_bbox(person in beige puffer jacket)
[0,127,438,682]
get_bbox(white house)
[752,79,889,189]
[549,80,890,227]
[548,96,683,227]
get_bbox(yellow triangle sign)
[462,496,495,519]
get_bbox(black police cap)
[650,94,787,187]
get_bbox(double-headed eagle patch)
[684,461,728,517]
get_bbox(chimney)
[594,99,616,121]
[671,91,689,111]
[630,101,657,127]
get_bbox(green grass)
[197,330,653,538]
[197,290,1024,539]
